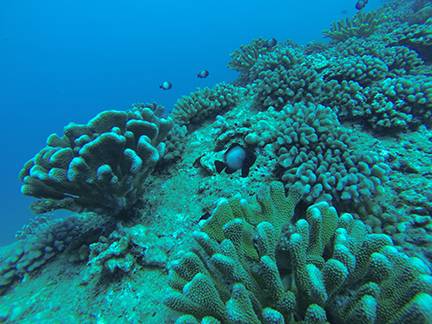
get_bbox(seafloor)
[1,0,432,323]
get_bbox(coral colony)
[1,0,432,322]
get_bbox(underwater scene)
[1,0,432,322]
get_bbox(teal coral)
[165,183,432,323]
[227,38,275,77]
[254,63,322,110]
[323,55,388,86]
[19,105,172,217]
[172,83,243,128]
[0,213,108,295]
[323,11,383,41]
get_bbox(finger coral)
[164,183,432,323]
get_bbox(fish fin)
[225,167,236,174]
[193,154,205,168]
[241,166,248,178]
[214,160,226,173]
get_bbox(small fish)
[197,70,209,78]
[355,0,368,10]
[214,144,256,178]
[341,9,348,15]
[160,81,172,90]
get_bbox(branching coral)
[19,106,172,217]
[228,38,276,75]
[323,11,383,42]
[392,18,432,62]
[254,64,323,111]
[171,83,243,128]
[323,55,388,86]
[362,75,432,130]
[164,183,432,323]
[272,103,389,213]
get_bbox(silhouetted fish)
[160,81,172,90]
[214,144,256,178]
[197,70,209,78]
[356,0,368,10]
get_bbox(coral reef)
[81,224,174,284]
[323,11,383,41]
[19,105,172,218]
[272,103,389,212]
[228,38,277,78]
[254,62,322,110]
[208,102,389,215]
[393,18,432,62]
[0,213,108,295]
[2,1,432,322]
[171,83,243,128]
[165,183,432,323]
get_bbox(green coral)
[228,38,275,76]
[165,183,432,323]
[172,83,243,127]
[323,55,388,86]
[254,62,322,110]
[19,105,172,217]
[323,12,383,42]
[393,18,432,62]
[273,103,389,212]
[360,75,432,130]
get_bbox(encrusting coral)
[81,224,174,284]
[19,105,173,218]
[0,213,109,295]
[164,182,432,323]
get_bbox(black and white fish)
[355,0,368,10]
[197,70,210,78]
[214,144,256,178]
[160,81,172,90]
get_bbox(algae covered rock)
[0,213,108,295]
[81,224,174,285]
[19,105,173,218]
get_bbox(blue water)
[0,0,381,245]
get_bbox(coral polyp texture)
[0,213,108,295]
[228,38,277,78]
[171,83,243,128]
[323,11,383,41]
[165,183,432,323]
[19,105,173,217]
[272,103,389,211]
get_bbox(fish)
[197,70,209,78]
[355,0,368,10]
[214,144,256,178]
[159,81,172,90]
